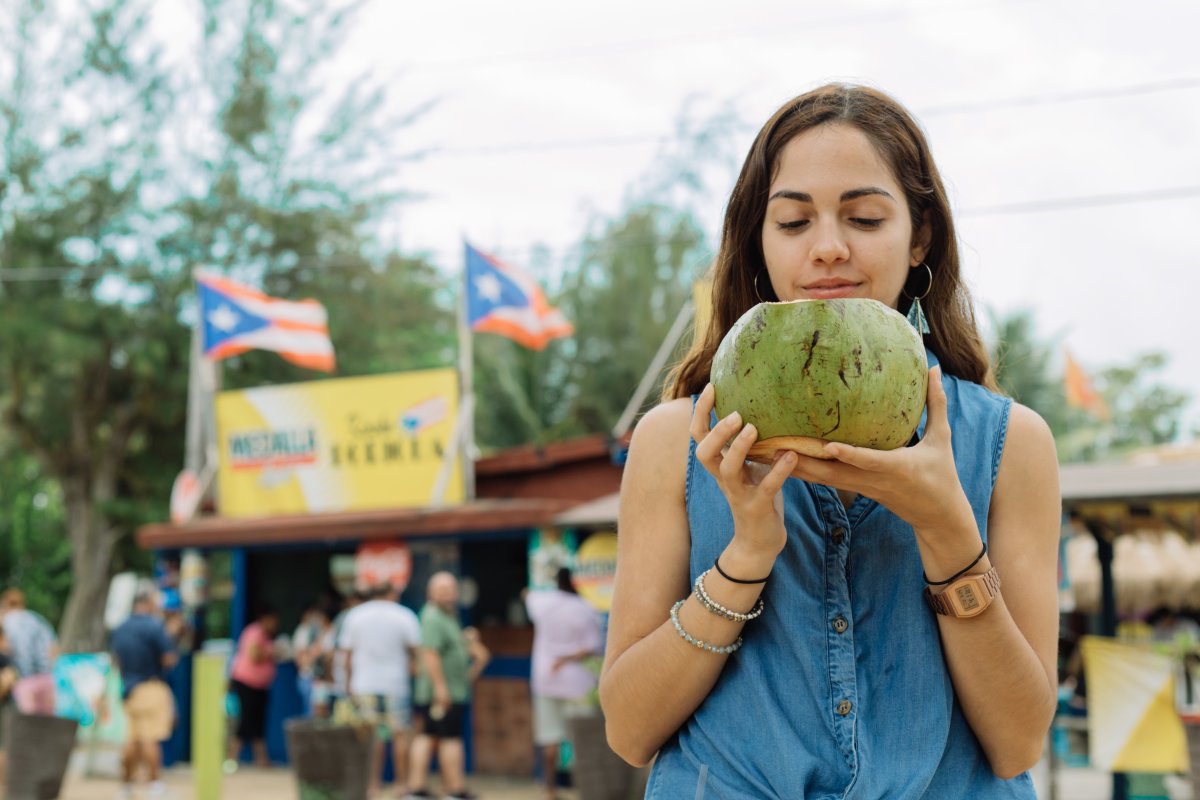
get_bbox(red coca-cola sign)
[355,541,412,591]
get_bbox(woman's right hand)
[691,383,796,560]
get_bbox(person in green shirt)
[405,572,490,800]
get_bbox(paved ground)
[56,757,1198,799]
[61,767,585,799]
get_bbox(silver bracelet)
[694,569,765,623]
[670,600,743,655]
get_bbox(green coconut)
[711,298,928,459]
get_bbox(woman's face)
[761,123,929,310]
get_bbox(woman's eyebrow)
[840,187,895,202]
[767,187,896,203]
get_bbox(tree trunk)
[56,475,119,653]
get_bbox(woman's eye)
[850,218,884,228]
[777,220,809,230]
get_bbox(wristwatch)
[924,566,1001,618]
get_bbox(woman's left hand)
[786,366,974,535]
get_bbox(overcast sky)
[332,0,1199,432]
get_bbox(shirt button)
[831,527,845,544]
[836,700,853,716]
[832,617,849,634]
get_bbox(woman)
[599,84,1060,798]
[227,605,279,769]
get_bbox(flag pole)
[431,242,476,505]
[185,269,221,517]
[184,277,205,478]
[458,240,477,501]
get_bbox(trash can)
[2,711,80,800]
[568,712,646,800]
[284,719,374,800]
[1181,714,1200,799]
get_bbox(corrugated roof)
[137,497,574,550]
[554,492,620,528]
[551,461,1200,529]
[1060,460,1200,506]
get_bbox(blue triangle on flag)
[199,283,270,354]
[466,245,531,325]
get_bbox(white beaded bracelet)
[694,570,765,623]
[670,599,744,655]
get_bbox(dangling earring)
[753,271,770,304]
[903,262,932,335]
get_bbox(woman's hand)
[787,366,975,537]
[691,383,797,559]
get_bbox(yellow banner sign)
[575,531,618,613]
[216,369,463,517]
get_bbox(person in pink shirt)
[227,605,280,770]
[524,567,604,800]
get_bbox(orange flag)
[1064,349,1110,421]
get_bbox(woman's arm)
[599,392,796,766]
[930,403,1060,778]
[793,371,1059,779]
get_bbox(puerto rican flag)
[465,243,573,351]
[196,270,336,372]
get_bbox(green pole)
[192,653,226,800]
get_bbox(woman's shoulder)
[622,397,694,501]
[628,398,694,464]
[635,396,694,436]
[999,401,1056,465]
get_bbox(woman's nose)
[810,220,849,264]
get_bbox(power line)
[920,77,1200,116]
[5,182,1200,282]
[959,185,1200,216]
[420,77,1200,159]
[397,0,1056,73]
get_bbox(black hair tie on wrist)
[923,540,988,586]
[714,556,771,584]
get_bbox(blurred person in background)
[404,572,490,800]
[0,587,58,715]
[291,604,333,718]
[341,583,421,798]
[328,588,367,718]
[0,624,17,787]
[524,567,603,800]
[110,589,178,800]
[226,604,280,770]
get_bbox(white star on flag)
[473,273,503,303]
[208,304,240,332]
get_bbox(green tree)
[989,309,1191,463]
[164,0,450,389]
[471,205,707,451]
[0,0,182,649]
[471,103,736,450]
[0,0,446,649]
[0,435,71,624]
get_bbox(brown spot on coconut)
[710,298,928,462]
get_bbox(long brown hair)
[664,83,996,400]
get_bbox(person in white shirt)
[340,582,422,798]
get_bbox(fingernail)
[724,411,741,425]
[739,423,756,437]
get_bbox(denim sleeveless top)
[645,350,1034,800]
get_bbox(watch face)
[949,579,989,617]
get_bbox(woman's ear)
[911,211,933,265]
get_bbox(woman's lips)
[803,283,861,299]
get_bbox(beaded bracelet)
[694,569,765,623]
[670,600,744,655]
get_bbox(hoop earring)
[753,271,771,304]
[902,262,932,335]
